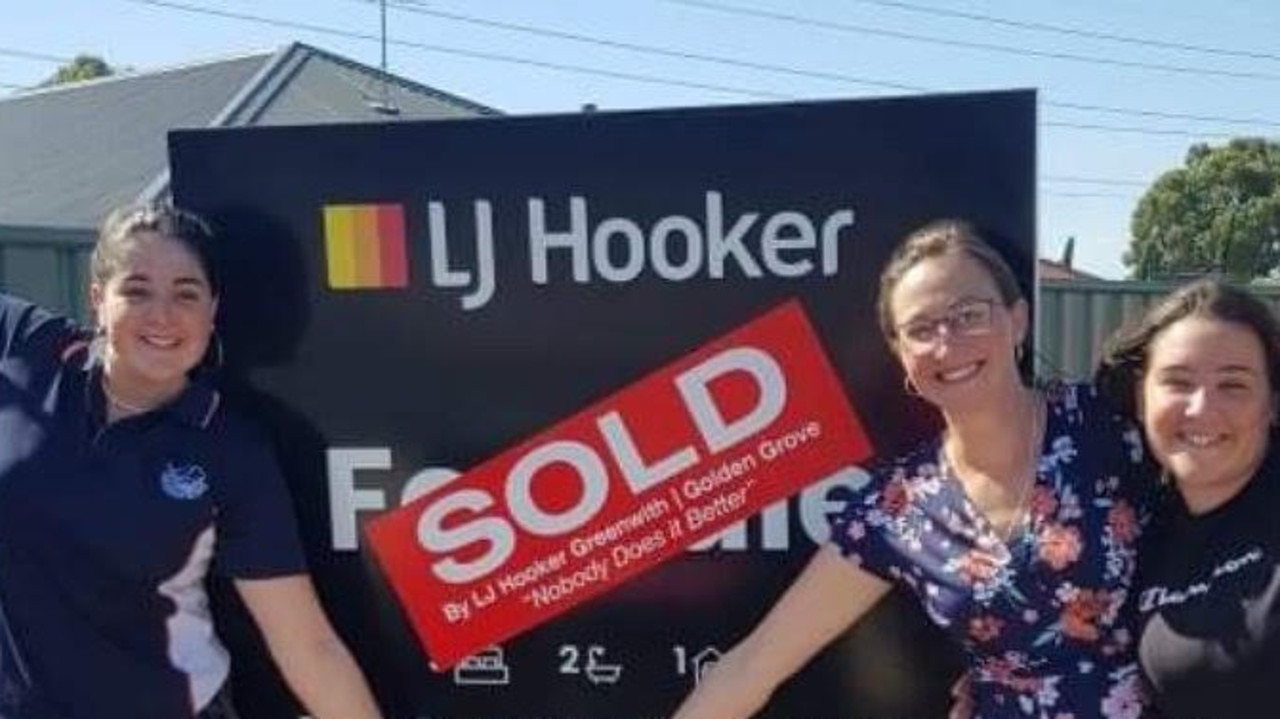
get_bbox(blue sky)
[4,0,1279,278]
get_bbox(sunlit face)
[888,251,1027,413]
[1140,316,1274,513]
[90,231,217,402]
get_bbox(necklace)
[943,390,1045,544]
[1000,394,1043,542]
[101,378,156,416]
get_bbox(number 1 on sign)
[673,645,689,675]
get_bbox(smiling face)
[888,250,1028,413]
[90,231,218,403]
[1140,316,1274,514]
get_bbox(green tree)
[40,54,114,86]
[1126,138,1280,280]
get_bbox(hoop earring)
[201,330,225,373]
[903,375,922,397]
[89,325,107,361]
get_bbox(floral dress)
[830,383,1158,719]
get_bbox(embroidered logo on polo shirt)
[159,462,209,501]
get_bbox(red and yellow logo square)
[323,203,408,289]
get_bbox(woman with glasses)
[0,203,385,719]
[671,219,1157,719]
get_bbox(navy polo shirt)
[0,292,307,719]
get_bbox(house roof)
[0,42,498,234]
[1039,258,1103,281]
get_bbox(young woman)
[1096,279,1280,718]
[0,204,384,719]
[671,219,1156,719]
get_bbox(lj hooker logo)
[322,203,409,290]
[321,192,857,307]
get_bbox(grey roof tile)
[0,53,271,230]
[0,43,497,233]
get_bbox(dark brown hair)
[92,202,219,295]
[1095,278,1280,416]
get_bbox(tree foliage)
[40,54,114,87]
[1126,138,1280,280]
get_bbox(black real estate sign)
[168,89,1035,719]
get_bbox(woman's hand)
[670,544,891,719]
[947,672,975,719]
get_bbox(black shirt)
[1137,447,1280,719]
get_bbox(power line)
[124,0,788,100]
[1043,121,1231,140]
[374,0,1280,129]
[1043,175,1147,188]
[665,0,1280,83]
[377,0,922,93]
[0,47,74,64]
[124,0,1246,140]
[1049,101,1280,130]
[846,0,1280,64]
[1043,191,1134,199]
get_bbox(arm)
[671,544,891,719]
[0,291,80,362]
[235,574,384,719]
[948,672,975,719]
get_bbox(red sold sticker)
[366,299,875,670]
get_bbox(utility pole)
[369,0,400,115]
[381,0,388,74]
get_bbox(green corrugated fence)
[0,227,94,321]
[1039,278,1280,380]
